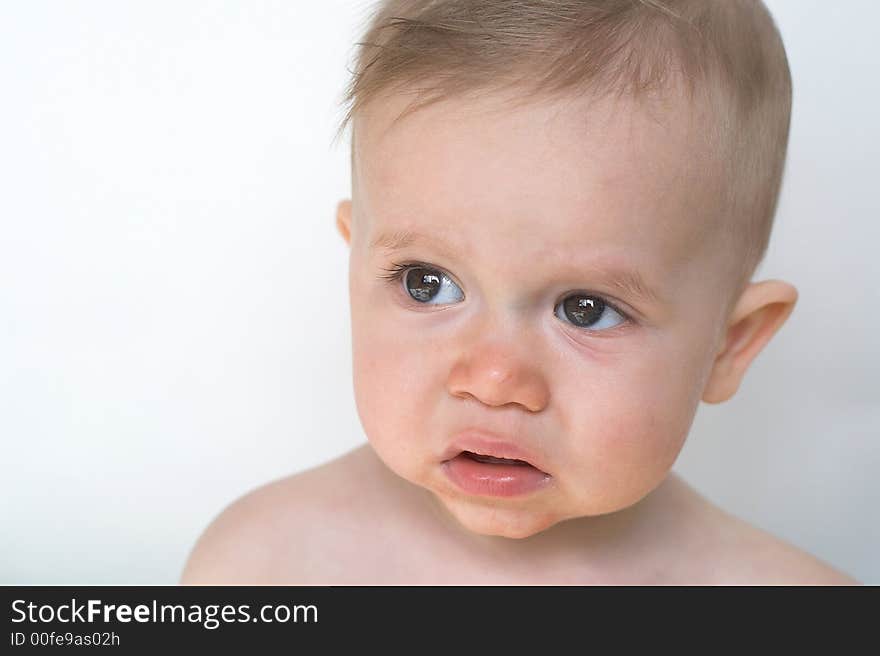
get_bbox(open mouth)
[460,450,534,467]
[442,450,551,497]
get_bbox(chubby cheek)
[350,294,437,483]
[562,338,708,513]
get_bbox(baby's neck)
[415,472,704,582]
[356,445,712,583]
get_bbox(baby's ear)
[336,199,352,245]
[702,280,798,404]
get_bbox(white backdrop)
[1,0,877,584]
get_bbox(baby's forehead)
[358,89,718,210]
[357,83,712,160]
[356,88,722,260]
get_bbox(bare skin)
[180,443,858,584]
[182,86,859,585]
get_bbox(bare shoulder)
[712,515,859,585]
[673,480,860,585]
[179,444,383,585]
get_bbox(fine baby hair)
[335,0,792,307]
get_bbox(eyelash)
[378,260,633,328]
[378,261,419,282]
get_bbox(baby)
[181,0,858,584]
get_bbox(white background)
[1,0,877,584]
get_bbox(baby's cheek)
[568,370,697,504]
[351,325,431,475]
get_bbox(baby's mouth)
[442,450,552,497]
[460,450,534,467]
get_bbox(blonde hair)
[335,0,792,295]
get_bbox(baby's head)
[333,0,795,539]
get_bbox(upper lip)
[442,428,550,474]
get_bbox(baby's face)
[340,87,735,538]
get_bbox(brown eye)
[555,294,625,331]
[399,266,464,304]
[404,267,442,302]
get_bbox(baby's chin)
[374,450,569,539]
[433,494,567,540]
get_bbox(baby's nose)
[446,332,550,412]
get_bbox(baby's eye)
[554,294,627,331]
[379,261,628,332]
[381,263,464,305]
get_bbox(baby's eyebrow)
[369,228,664,307]
[370,228,457,258]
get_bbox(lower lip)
[442,453,551,498]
